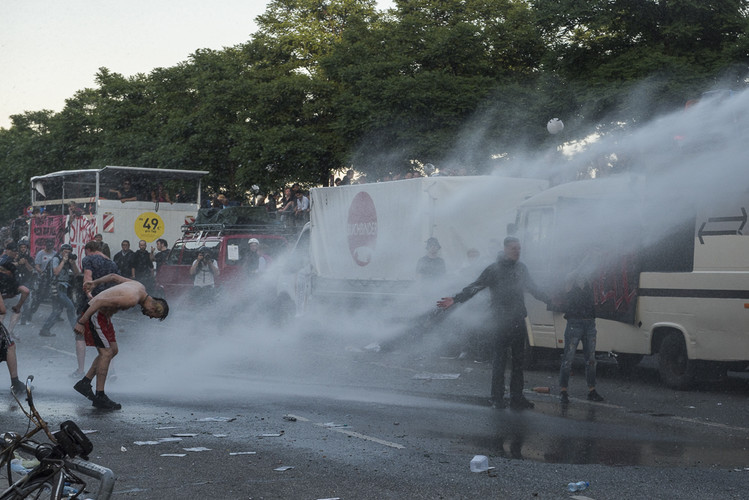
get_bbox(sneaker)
[587,390,604,402]
[39,330,55,337]
[560,391,570,405]
[11,380,26,397]
[92,393,121,410]
[73,378,95,401]
[510,396,535,410]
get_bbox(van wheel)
[658,332,696,390]
[616,354,643,375]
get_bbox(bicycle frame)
[0,376,115,499]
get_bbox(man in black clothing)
[112,240,134,277]
[131,240,154,294]
[438,236,549,410]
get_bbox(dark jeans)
[558,318,597,389]
[491,318,528,401]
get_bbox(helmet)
[198,246,208,254]
[248,238,259,245]
[18,239,29,248]
[60,244,73,252]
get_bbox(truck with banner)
[275,175,549,320]
[29,166,208,261]
[515,174,749,389]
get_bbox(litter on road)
[229,451,257,455]
[183,447,212,452]
[412,373,460,380]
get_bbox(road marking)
[285,414,405,449]
[42,345,75,357]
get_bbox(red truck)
[155,207,295,303]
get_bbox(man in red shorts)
[73,273,168,410]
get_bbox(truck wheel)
[658,332,696,390]
[273,295,295,327]
[616,353,643,375]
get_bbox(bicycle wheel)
[0,476,54,500]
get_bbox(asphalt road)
[1,304,748,499]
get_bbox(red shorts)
[83,312,116,348]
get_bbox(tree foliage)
[1,0,748,221]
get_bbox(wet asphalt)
[0,305,748,499]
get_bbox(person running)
[73,273,169,410]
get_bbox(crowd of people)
[0,235,169,411]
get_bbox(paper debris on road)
[197,417,236,422]
[412,373,460,380]
[274,465,294,471]
[229,451,257,455]
[160,453,187,457]
[183,447,212,452]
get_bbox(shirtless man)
[73,273,168,410]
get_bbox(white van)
[516,174,749,388]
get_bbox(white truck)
[516,174,749,388]
[276,175,548,319]
[29,166,207,260]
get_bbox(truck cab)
[155,207,294,302]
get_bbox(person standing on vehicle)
[559,250,605,405]
[39,244,80,338]
[73,274,169,410]
[437,236,550,410]
[190,247,219,304]
[76,241,120,377]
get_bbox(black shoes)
[74,378,95,401]
[587,389,604,402]
[510,397,535,410]
[92,393,121,410]
[490,398,508,409]
[560,391,570,405]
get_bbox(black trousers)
[490,318,527,401]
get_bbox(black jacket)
[453,254,549,321]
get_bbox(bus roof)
[31,166,208,182]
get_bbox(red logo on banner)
[347,192,377,267]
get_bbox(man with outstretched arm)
[73,273,168,410]
[437,236,549,411]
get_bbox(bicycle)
[0,375,115,499]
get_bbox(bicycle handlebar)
[14,439,115,499]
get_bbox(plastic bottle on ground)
[568,481,590,492]
[470,455,489,472]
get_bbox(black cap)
[5,242,17,251]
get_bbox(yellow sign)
[134,212,165,242]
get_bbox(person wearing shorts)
[73,273,168,410]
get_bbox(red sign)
[347,192,377,267]
[68,216,97,261]
[29,216,65,257]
